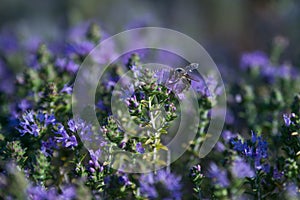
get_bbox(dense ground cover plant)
[0,22,299,200]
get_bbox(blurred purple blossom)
[27,185,76,200]
[27,185,57,200]
[222,130,237,143]
[139,169,182,200]
[118,175,131,186]
[60,186,77,200]
[0,30,19,54]
[207,162,230,187]
[66,41,94,57]
[240,51,269,70]
[191,75,222,97]
[41,138,57,157]
[18,99,32,111]
[285,182,300,199]
[231,157,255,178]
[136,142,145,154]
[215,141,226,152]
[0,59,14,94]
[55,58,79,73]
[60,84,73,94]
[240,51,298,81]
[283,113,292,127]
[273,168,284,180]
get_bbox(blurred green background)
[1,0,300,67]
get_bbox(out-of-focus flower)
[41,138,57,157]
[55,58,79,73]
[118,175,131,186]
[0,30,19,54]
[27,185,76,200]
[136,142,145,154]
[240,51,269,70]
[191,75,222,97]
[273,168,284,180]
[139,169,182,200]
[231,157,255,178]
[222,130,237,143]
[215,141,226,152]
[285,182,300,199]
[60,185,77,200]
[207,162,230,187]
[60,84,73,94]
[18,99,32,111]
[27,185,57,200]
[66,41,94,57]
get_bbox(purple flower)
[118,175,131,186]
[277,64,292,79]
[60,186,76,200]
[215,141,226,152]
[27,185,57,200]
[17,111,40,137]
[55,58,79,73]
[18,99,32,111]
[240,51,269,70]
[55,57,67,68]
[0,59,15,94]
[139,169,182,200]
[230,132,269,172]
[273,168,284,180]
[36,112,45,123]
[285,182,300,199]
[73,119,94,143]
[190,164,204,179]
[191,75,221,97]
[88,149,103,172]
[41,138,57,157]
[0,30,19,54]
[35,112,56,126]
[27,185,76,200]
[44,114,56,126]
[68,119,78,132]
[222,130,237,142]
[60,84,73,94]
[96,100,107,111]
[66,41,94,57]
[136,142,145,154]
[207,162,230,187]
[55,123,78,148]
[283,114,292,127]
[231,157,255,178]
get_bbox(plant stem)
[149,96,158,173]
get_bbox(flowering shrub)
[0,22,299,200]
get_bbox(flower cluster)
[0,20,299,200]
[230,131,269,172]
